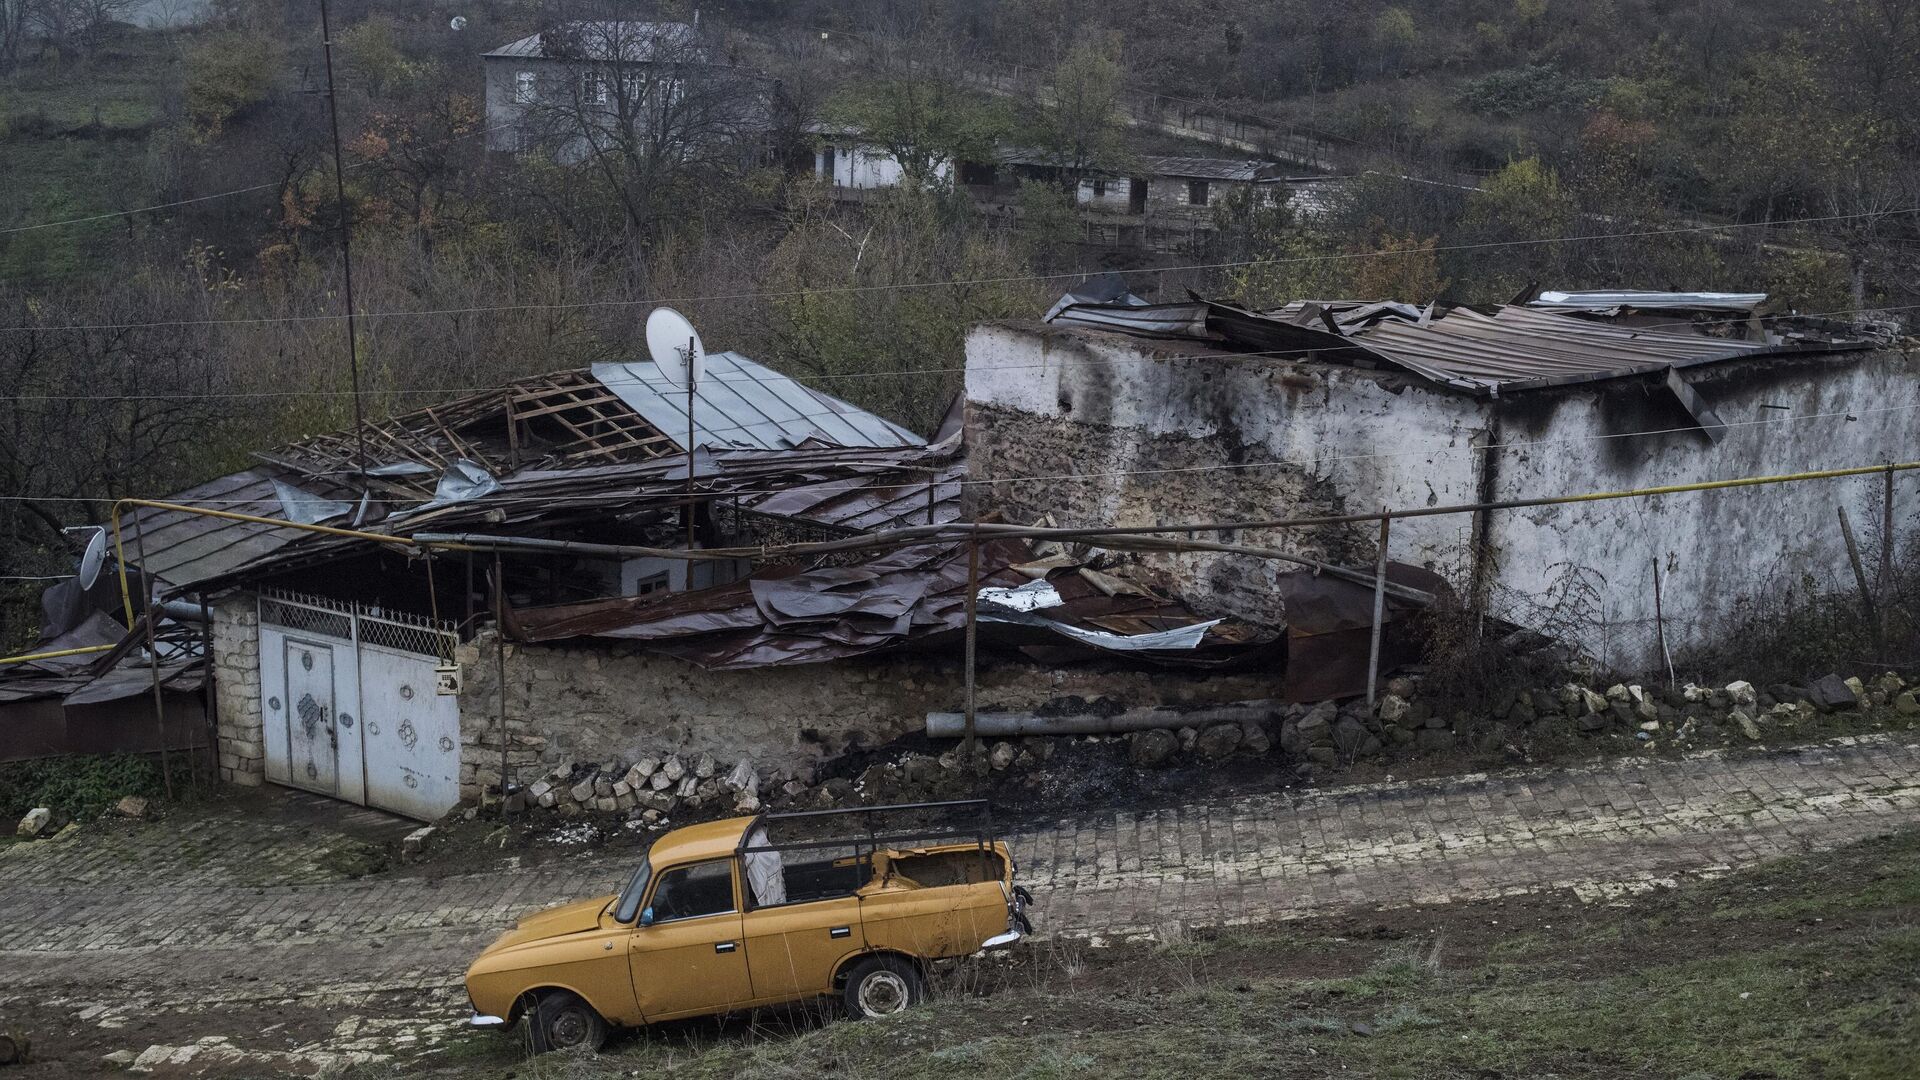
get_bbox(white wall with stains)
[965,322,1920,669]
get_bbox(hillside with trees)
[3,0,1916,645]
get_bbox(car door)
[740,845,868,1002]
[629,858,755,1021]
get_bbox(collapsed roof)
[1044,290,1873,397]
[112,354,940,596]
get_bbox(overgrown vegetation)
[0,752,194,821]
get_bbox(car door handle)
[714,941,737,953]
[829,926,851,939]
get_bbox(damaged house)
[965,287,1917,668]
[26,341,1391,822]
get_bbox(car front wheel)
[525,990,609,1054]
[842,956,925,1019]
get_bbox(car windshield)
[611,857,652,924]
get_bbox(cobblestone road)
[4,734,1918,1075]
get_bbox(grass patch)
[366,830,1920,1080]
[0,752,196,822]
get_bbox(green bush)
[1461,65,1611,118]
[0,754,193,822]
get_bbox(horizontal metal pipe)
[927,701,1283,738]
[0,643,116,666]
[416,459,1920,567]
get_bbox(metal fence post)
[1365,510,1391,707]
[131,512,173,799]
[963,530,981,763]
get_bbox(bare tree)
[516,17,776,241]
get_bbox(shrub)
[0,754,193,822]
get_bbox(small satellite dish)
[645,306,705,388]
[450,15,467,31]
[77,527,107,590]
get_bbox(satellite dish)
[645,307,705,388]
[77,527,107,590]
[450,15,467,30]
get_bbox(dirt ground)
[360,827,1920,1079]
[4,725,1917,1077]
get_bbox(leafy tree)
[1349,224,1446,301]
[827,77,1010,191]
[1021,31,1132,181]
[182,29,283,141]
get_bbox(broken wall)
[964,323,1487,625]
[454,630,1280,800]
[964,322,1920,670]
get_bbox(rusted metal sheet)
[1062,294,1870,397]
[504,541,1274,671]
[1276,563,1449,702]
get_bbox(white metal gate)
[258,591,461,821]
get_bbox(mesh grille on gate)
[258,597,353,639]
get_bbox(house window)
[582,72,608,105]
[514,70,537,104]
[1187,180,1211,206]
[1091,179,1108,197]
[632,572,670,596]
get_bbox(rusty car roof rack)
[738,799,994,856]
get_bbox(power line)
[0,122,503,238]
[3,208,1914,336]
[5,300,1914,403]
[3,398,1911,506]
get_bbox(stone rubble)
[470,669,1913,825]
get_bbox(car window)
[647,859,735,922]
[743,839,868,909]
[612,857,652,924]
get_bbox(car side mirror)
[640,907,655,927]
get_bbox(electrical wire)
[0,120,508,237]
[3,207,1915,335]
[3,299,1914,403]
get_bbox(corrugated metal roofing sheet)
[1137,156,1280,182]
[593,352,923,451]
[1347,305,1779,393]
[116,468,352,593]
[1052,293,1870,396]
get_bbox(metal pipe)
[928,701,1283,739]
[0,644,116,666]
[419,460,1920,568]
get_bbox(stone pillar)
[210,591,265,786]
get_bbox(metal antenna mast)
[318,0,368,471]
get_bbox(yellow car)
[466,800,1030,1052]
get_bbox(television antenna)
[645,307,705,551]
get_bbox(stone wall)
[454,630,1282,800]
[964,322,1920,670]
[210,592,264,786]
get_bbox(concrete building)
[482,21,770,161]
[964,292,1917,669]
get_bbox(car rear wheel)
[525,990,609,1054]
[842,956,925,1019]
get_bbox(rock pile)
[519,751,773,826]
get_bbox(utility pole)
[318,0,368,472]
